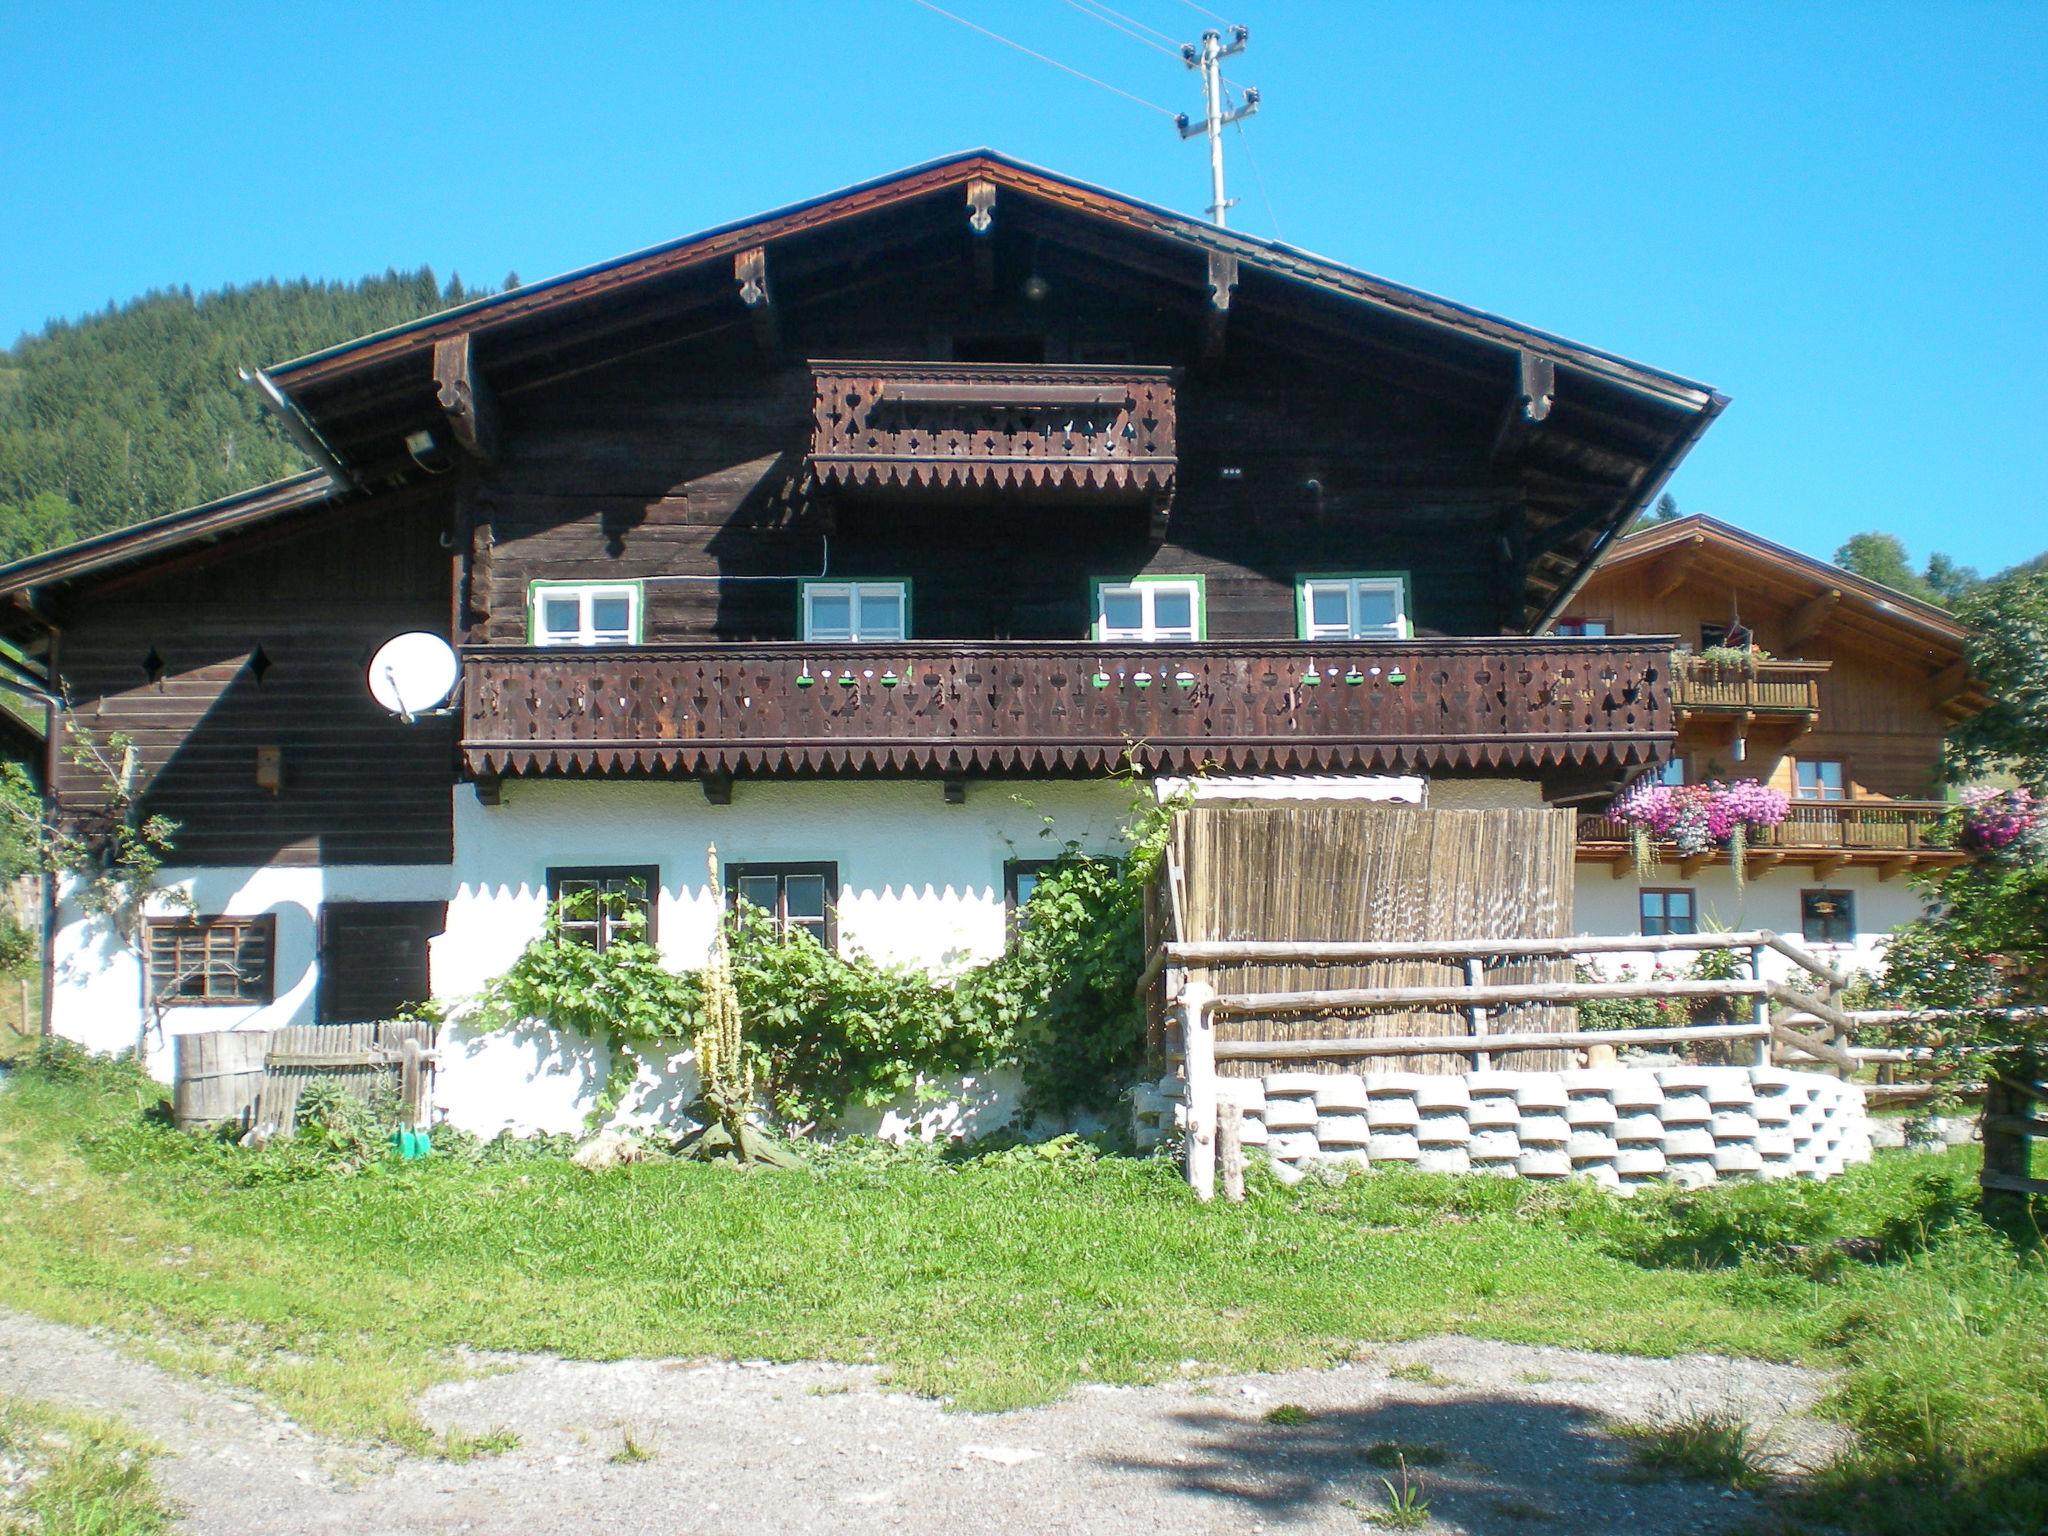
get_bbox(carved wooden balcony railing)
[1670,654,1828,718]
[808,361,1177,511]
[1577,799,1962,873]
[461,639,1672,779]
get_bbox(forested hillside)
[0,269,496,563]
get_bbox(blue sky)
[2,1,2043,571]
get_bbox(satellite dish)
[368,633,459,721]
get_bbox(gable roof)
[1,150,1725,624]
[1596,514,1970,643]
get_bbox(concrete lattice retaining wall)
[1135,1066,1872,1189]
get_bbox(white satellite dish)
[368,632,460,721]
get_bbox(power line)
[1177,0,1236,26]
[1078,0,1181,48]
[907,0,1178,118]
[1233,108,1282,241]
[1059,0,1181,60]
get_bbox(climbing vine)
[469,778,1178,1130]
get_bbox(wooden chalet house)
[0,152,1725,1079]
[1566,515,1983,972]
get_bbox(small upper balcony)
[808,361,1177,522]
[1577,798,1963,878]
[1670,653,1828,722]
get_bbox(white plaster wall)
[430,776,1135,996]
[1427,778,1548,810]
[51,864,453,1079]
[1572,864,1930,983]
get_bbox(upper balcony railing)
[1577,799,1960,866]
[461,638,1672,780]
[1670,653,1828,717]
[808,361,1177,504]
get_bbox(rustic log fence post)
[1181,980,1218,1202]
[1217,1101,1245,1204]
[1980,1059,2047,1200]
[1749,942,1772,1068]
[1463,956,1490,1071]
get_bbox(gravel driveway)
[0,1310,1849,1534]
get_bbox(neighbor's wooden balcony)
[809,361,1177,513]
[1671,654,1829,719]
[1577,799,1963,878]
[461,639,1672,780]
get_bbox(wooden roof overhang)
[255,151,1723,633]
[1593,515,1986,716]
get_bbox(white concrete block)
[1264,1071,1335,1095]
[1416,1111,1471,1145]
[1662,1127,1716,1158]
[1237,1116,1268,1147]
[1263,1096,1318,1131]
[1365,1072,1434,1096]
[1656,1068,1721,1093]
[1565,1096,1618,1127]
[1367,1132,1420,1162]
[1712,1143,1764,1174]
[1267,1129,1320,1162]
[1611,1074,1666,1109]
[1613,1146,1662,1187]
[1365,1096,1421,1130]
[1512,1076,1569,1111]
[1413,1077,1472,1110]
[1518,1112,1569,1146]
[1660,1091,1712,1126]
[1415,1145,1471,1175]
[1704,1074,1756,1107]
[1517,1148,1572,1178]
[1575,1161,1622,1189]
[1467,1095,1521,1129]
[1315,1113,1370,1147]
[1755,1129,1795,1159]
[1614,1110,1666,1142]
[1666,1157,1717,1189]
[1310,1076,1371,1111]
[1568,1129,1619,1161]
[1560,1068,1629,1093]
[1710,1110,1761,1142]
[1468,1127,1521,1161]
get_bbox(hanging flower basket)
[1955,786,2039,855]
[1613,778,1790,891]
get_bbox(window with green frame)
[1295,574,1411,640]
[528,581,643,646]
[1092,576,1204,641]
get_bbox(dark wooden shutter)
[316,902,447,1024]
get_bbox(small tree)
[0,720,179,1047]
[1878,571,2048,1089]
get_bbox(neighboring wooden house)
[1565,514,1984,974]
[0,151,1722,1111]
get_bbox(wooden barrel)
[172,1030,271,1129]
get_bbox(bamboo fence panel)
[1174,804,1577,1076]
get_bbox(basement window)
[1094,577,1203,642]
[1297,575,1411,640]
[145,916,275,1006]
[803,582,908,642]
[728,862,838,951]
[546,866,658,951]
[529,582,642,646]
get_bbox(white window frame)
[1093,577,1203,642]
[802,581,909,642]
[528,582,642,647]
[1297,574,1411,640]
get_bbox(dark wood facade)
[0,152,1728,868]
[47,498,454,866]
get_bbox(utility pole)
[1175,25,1259,227]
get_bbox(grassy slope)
[0,1058,2040,1534]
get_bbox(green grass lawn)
[0,1395,175,1535]
[0,1049,2041,1536]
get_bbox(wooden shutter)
[316,902,447,1024]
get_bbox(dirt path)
[0,1309,1849,1534]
